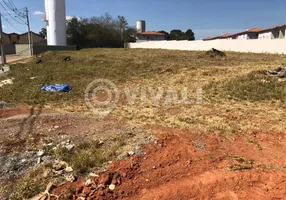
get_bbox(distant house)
[202,37,214,41]
[19,31,45,44]
[203,34,233,41]
[0,31,45,45]
[9,33,20,44]
[136,31,165,41]
[219,33,233,40]
[233,28,263,40]
[258,24,286,39]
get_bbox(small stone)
[21,159,27,163]
[65,144,75,151]
[54,126,60,129]
[53,161,67,171]
[128,151,135,156]
[85,179,93,186]
[65,166,73,172]
[65,174,76,182]
[89,173,99,178]
[45,143,53,147]
[37,150,45,157]
[0,101,9,109]
[109,184,116,191]
[99,174,110,185]
[98,140,104,145]
[82,187,91,195]
[152,166,156,169]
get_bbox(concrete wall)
[16,44,77,56]
[33,45,76,55]
[0,44,16,54]
[128,39,286,54]
[2,34,10,45]
[15,44,30,56]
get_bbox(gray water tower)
[136,20,146,33]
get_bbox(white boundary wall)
[128,40,286,54]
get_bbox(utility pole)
[0,13,6,65]
[25,7,32,56]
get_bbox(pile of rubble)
[48,156,140,200]
[267,65,286,78]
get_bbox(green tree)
[185,29,195,40]
[169,29,183,40]
[66,17,88,48]
[158,30,169,40]
[39,28,47,39]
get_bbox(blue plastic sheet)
[41,84,72,92]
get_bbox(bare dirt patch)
[51,127,286,199]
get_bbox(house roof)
[138,31,165,36]
[233,28,264,36]
[19,31,44,38]
[260,24,286,32]
[220,33,232,38]
[202,37,214,41]
[203,23,286,40]
[8,32,20,36]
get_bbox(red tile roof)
[203,37,214,41]
[138,31,165,36]
[261,24,286,32]
[220,33,232,38]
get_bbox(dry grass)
[1,48,286,135]
[2,48,286,199]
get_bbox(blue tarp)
[41,84,72,92]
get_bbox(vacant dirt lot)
[1,49,286,199]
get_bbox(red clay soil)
[52,127,286,200]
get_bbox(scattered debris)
[53,160,67,171]
[65,166,73,173]
[85,179,94,187]
[41,84,72,92]
[0,101,9,109]
[37,150,45,157]
[37,157,41,164]
[206,48,226,57]
[64,56,71,61]
[260,79,270,84]
[28,182,58,200]
[0,65,10,73]
[65,174,76,182]
[267,65,286,78]
[65,144,74,151]
[36,59,43,64]
[0,78,14,87]
[127,151,135,156]
[109,184,116,190]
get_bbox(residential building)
[0,31,45,45]
[136,31,165,41]
[233,28,263,40]
[258,24,286,39]
[19,32,45,44]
